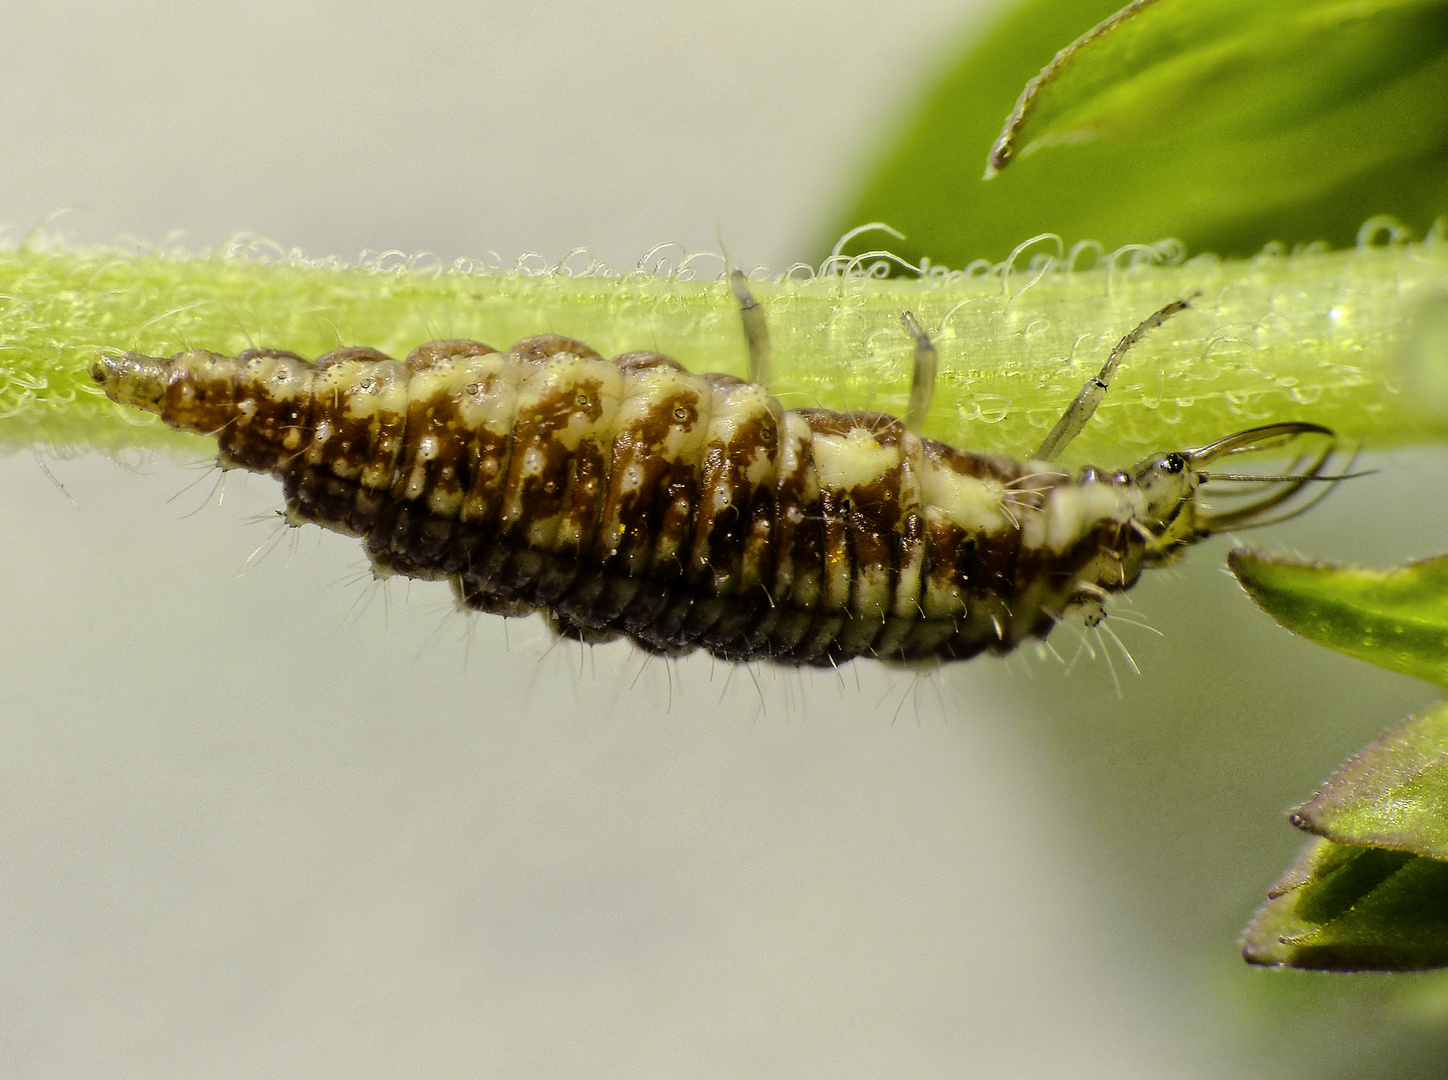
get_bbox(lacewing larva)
[91,277,1341,666]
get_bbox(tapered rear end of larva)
[91,349,247,439]
[90,352,170,415]
[93,347,322,482]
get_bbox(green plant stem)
[2,236,1446,463]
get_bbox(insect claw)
[1186,422,1334,467]
[1192,425,1347,534]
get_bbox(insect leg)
[1032,291,1199,462]
[899,311,938,434]
[730,268,772,386]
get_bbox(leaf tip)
[1225,545,1261,576]
[984,133,1014,179]
[1226,546,1275,604]
[1240,903,1296,967]
[1287,806,1320,834]
[1241,936,1285,968]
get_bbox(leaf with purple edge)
[1233,551,1448,969]
[1244,836,1448,972]
[1290,701,1448,860]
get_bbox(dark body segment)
[92,339,1162,666]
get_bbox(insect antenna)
[1199,463,1374,486]
[1212,459,1367,532]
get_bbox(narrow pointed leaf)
[1244,837,1448,971]
[1291,701,1448,858]
[990,0,1448,173]
[1228,551,1448,688]
[832,0,1448,266]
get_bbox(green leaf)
[830,0,1448,266]
[1291,701,1448,859]
[1234,552,1448,971]
[1244,836,1448,971]
[1228,551,1448,688]
[989,0,1448,172]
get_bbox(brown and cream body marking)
[91,296,1336,667]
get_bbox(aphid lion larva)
[90,276,1339,667]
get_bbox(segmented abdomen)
[94,337,1150,665]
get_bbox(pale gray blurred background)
[4,3,1448,1077]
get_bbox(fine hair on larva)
[91,275,1348,668]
